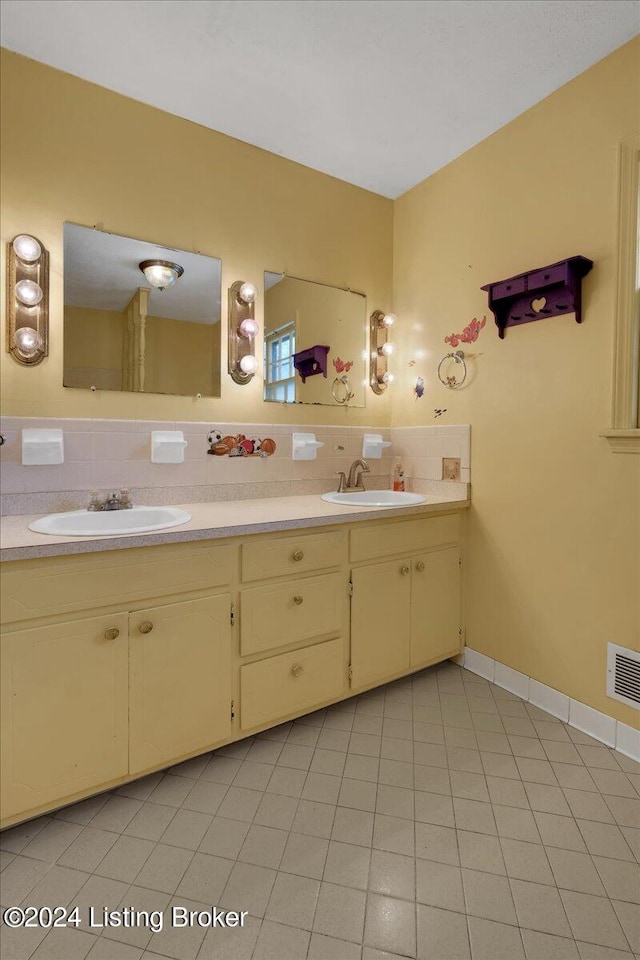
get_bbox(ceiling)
[64,224,222,323]
[2,0,638,198]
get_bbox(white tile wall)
[0,418,471,515]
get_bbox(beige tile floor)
[1,661,639,960]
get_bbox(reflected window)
[265,321,296,402]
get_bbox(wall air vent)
[607,643,640,710]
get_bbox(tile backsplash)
[0,418,470,515]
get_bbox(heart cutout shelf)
[481,256,593,339]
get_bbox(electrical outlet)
[442,457,461,481]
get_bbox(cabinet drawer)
[528,264,567,290]
[1,542,235,625]
[240,638,344,730]
[350,514,460,563]
[491,277,526,300]
[241,530,346,582]
[241,573,343,657]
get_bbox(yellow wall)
[392,38,640,725]
[0,49,392,425]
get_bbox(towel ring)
[332,375,354,404]
[437,350,467,389]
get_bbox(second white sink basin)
[29,506,192,537]
[322,490,426,507]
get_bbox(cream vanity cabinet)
[0,508,463,827]
[1,542,235,823]
[350,514,462,690]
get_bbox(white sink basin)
[29,506,192,537]
[322,490,426,507]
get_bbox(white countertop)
[0,493,470,562]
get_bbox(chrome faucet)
[88,489,133,511]
[336,458,370,493]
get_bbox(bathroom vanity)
[0,496,467,828]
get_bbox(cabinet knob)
[138,621,154,634]
[291,663,304,678]
[415,561,425,572]
[104,627,120,641]
[400,565,410,576]
[293,595,304,605]
[292,550,304,562]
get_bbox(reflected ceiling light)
[12,234,42,263]
[139,259,184,291]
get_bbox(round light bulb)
[15,326,43,356]
[12,234,42,263]
[239,354,259,375]
[382,313,396,328]
[380,371,394,385]
[379,342,395,357]
[15,279,43,306]
[238,282,258,304]
[239,317,259,338]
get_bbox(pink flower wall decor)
[333,357,354,373]
[444,315,486,347]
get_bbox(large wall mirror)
[63,224,222,397]
[263,272,366,407]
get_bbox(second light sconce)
[369,310,396,394]
[228,280,259,384]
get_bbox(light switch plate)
[442,457,461,481]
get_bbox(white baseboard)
[459,647,639,763]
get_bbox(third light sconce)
[369,310,396,394]
[228,280,259,384]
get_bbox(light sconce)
[228,280,259,384]
[369,310,396,394]
[138,259,184,291]
[6,234,49,365]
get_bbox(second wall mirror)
[63,223,222,398]
[263,272,366,407]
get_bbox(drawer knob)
[415,561,425,572]
[139,621,154,634]
[293,595,304,605]
[104,627,120,641]
[400,565,410,576]
[291,663,304,678]
[292,550,304,562]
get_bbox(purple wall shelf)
[481,256,593,339]
[293,345,330,383]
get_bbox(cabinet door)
[1,613,128,820]
[130,595,231,775]
[350,559,411,689]
[410,547,461,667]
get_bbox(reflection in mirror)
[63,224,222,397]
[263,272,366,407]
